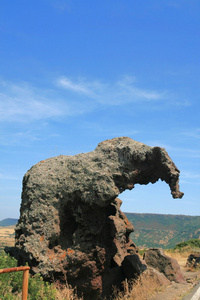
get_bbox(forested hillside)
[125,213,200,249]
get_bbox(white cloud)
[0,173,21,181]
[0,80,86,123]
[182,171,200,180]
[116,76,164,101]
[0,130,41,146]
[144,140,172,149]
[181,171,200,185]
[57,77,95,95]
[180,128,200,139]
[49,0,70,11]
[145,139,200,158]
[172,147,200,158]
[0,76,188,124]
[56,75,166,105]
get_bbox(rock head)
[9,137,183,299]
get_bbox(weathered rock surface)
[122,254,147,279]
[186,253,200,269]
[8,137,183,299]
[143,267,170,286]
[143,248,186,283]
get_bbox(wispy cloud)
[0,81,64,122]
[0,173,21,181]
[0,130,41,146]
[181,171,200,185]
[180,128,200,139]
[0,75,188,124]
[168,146,200,158]
[0,80,88,123]
[182,171,200,180]
[49,0,70,12]
[57,77,95,95]
[56,75,166,105]
[166,2,181,9]
[79,121,140,138]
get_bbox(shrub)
[173,238,200,251]
[0,251,56,299]
[0,251,23,299]
[138,249,146,256]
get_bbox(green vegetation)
[125,213,200,249]
[0,251,56,299]
[173,238,200,251]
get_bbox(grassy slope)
[125,213,200,249]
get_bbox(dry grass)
[164,249,189,268]
[0,226,15,238]
[51,271,164,300]
[0,226,15,250]
[112,273,164,300]
[164,248,200,270]
[53,282,83,300]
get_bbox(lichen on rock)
[8,137,183,299]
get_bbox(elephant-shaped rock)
[9,137,183,299]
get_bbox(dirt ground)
[149,252,200,300]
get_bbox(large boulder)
[8,137,183,299]
[143,267,170,286]
[143,248,185,283]
[122,254,147,279]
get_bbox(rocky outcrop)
[143,248,185,283]
[9,137,183,299]
[186,254,200,269]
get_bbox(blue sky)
[0,0,200,220]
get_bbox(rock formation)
[9,137,183,299]
[186,253,200,269]
[143,248,185,283]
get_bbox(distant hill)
[125,213,200,249]
[1,214,200,249]
[0,218,18,226]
